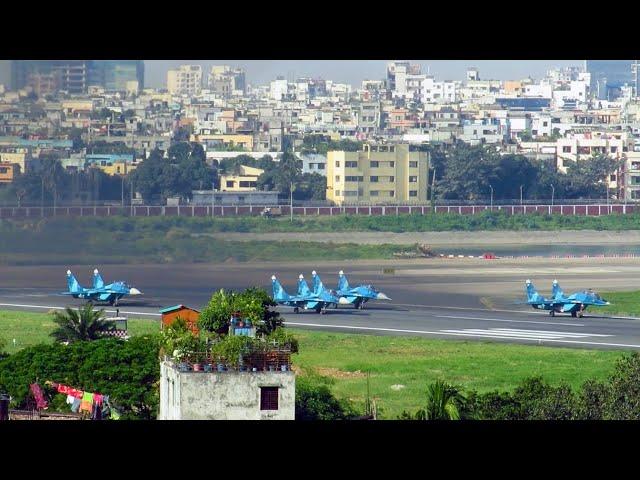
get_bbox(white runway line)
[439,328,611,340]
[434,314,584,327]
[283,321,640,349]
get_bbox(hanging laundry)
[93,394,103,407]
[79,391,94,413]
[66,394,75,405]
[71,397,81,413]
[29,383,48,410]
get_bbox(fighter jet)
[271,274,337,314]
[332,270,391,309]
[525,279,609,318]
[62,269,142,306]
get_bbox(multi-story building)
[387,62,423,99]
[326,143,429,205]
[207,65,246,98]
[219,165,263,192]
[167,65,202,96]
[586,60,634,100]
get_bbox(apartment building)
[326,143,429,205]
[207,65,246,98]
[167,65,202,96]
[556,130,627,173]
[219,165,263,192]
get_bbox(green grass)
[599,290,640,317]
[0,309,626,419]
[0,309,159,354]
[290,329,621,419]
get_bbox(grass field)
[289,330,625,419]
[599,290,640,317]
[0,310,159,354]
[0,309,630,419]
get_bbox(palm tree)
[415,380,466,420]
[50,303,115,343]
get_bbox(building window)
[389,191,395,197]
[335,190,341,196]
[370,161,379,168]
[562,146,571,153]
[389,176,395,183]
[409,161,418,168]
[409,190,418,197]
[345,161,358,168]
[335,161,340,167]
[370,176,379,182]
[260,387,279,411]
[610,175,617,181]
[409,176,418,183]
[318,164,325,170]
[226,181,235,188]
[370,190,379,196]
[611,146,618,153]
[390,161,395,168]
[335,176,341,182]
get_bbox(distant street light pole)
[41,176,44,218]
[551,184,555,207]
[489,184,494,210]
[211,180,215,218]
[290,181,293,222]
[520,184,524,205]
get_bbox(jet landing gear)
[353,299,365,310]
[294,307,300,314]
[549,310,555,317]
[572,306,585,318]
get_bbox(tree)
[50,304,115,343]
[198,287,282,335]
[0,336,160,419]
[295,377,357,420]
[602,353,640,419]
[415,380,466,420]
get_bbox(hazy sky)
[0,60,583,88]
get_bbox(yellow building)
[0,162,17,183]
[326,144,429,205]
[191,134,254,151]
[0,150,30,173]
[101,162,139,176]
[220,165,263,191]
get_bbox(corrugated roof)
[159,304,200,314]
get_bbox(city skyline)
[0,60,583,89]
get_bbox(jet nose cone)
[376,292,391,300]
[129,288,142,295]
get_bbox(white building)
[159,361,295,420]
[167,65,202,96]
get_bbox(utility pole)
[41,176,44,218]
[489,184,494,210]
[551,184,555,207]
[290,181,293,222]
[520,184,524,205]
[211,180,215,218]
[430,167,436,212]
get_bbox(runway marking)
[284,321,640,349]
[0,303,160,317]
[434,314,584,327]
[439,328,611,340]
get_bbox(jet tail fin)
[312,271,325,295]
[338,270,350,292]
[551,279,564,300]
[67,270,82,293]
[271,276,290,301]
[298,274,312,297]
[525,279,542,303]
[93,269,104,290]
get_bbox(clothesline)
[44,381,117,419]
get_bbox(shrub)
[295,376,358,420]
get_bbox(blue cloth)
[71,397,81,413]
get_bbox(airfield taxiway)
[2,257,640,350]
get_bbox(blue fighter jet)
[525,279,609,318]
[332,270,391,309]
[271,274,338,314]
[63,269,142,306]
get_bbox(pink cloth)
[30,383,48,410]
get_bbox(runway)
[2,257,640,350]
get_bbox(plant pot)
[193,363,203,372]
[178,362,189,372]
[252,367,257,372]
[217,364,225,372]
[204,364,213,372]
[280,365,288,371]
